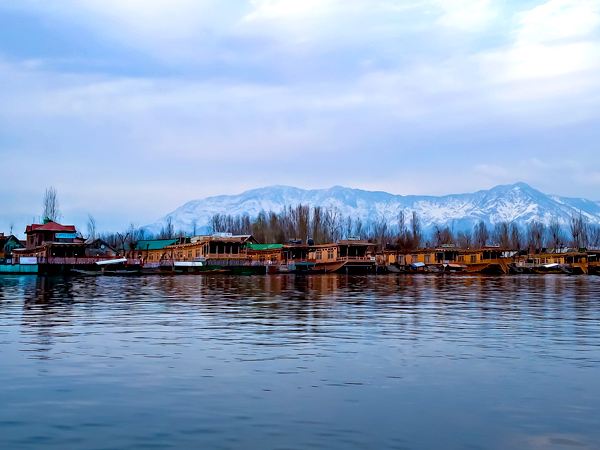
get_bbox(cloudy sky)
[1,0,599,234]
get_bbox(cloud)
[516,0,600,44]
[244,0,337,21]
[1,1,600,231]
[480,0,600,84]
[434,0,497,31]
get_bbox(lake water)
[1,274,599,450]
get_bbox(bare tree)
[526,221,546,252]
[589,225,600,249]
[353,218,363,239]
[509,223,522,251]
[325,206,342,243]
[159,217,175,239]
[548,220,563,252]
[474,221,489,248]
[493,222,510,248]
[87,214,97,240]
[241,214,252,235]
[456,231,473,249]
[396,211,412,251]
[252,211,269,243]
[126,223,140,251]
[344,216,352,240]
[433,226,454,247]
[116,231,129,255]
[42,186,61,222]
[398,211,407,237]
[570,213,589,249]
[292,204,310,243]
[411,211,422,249]
[372,216,388,250]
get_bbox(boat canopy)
[411,262,426,268]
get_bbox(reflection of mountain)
[145,183,600,235]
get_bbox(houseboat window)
[259,255,265,262]
[327,250,334,259]
[424,254,431,264]
[470,255,477,263]
[316,251,322,260]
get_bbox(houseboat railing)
[29,257,141,265]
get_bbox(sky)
[1,0,599,235]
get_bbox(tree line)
[38,187,600,252]
[104,205,600,252]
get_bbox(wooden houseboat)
[309,240,377,273]
[280,244,316,272]
[0,233,24,264]
[456,247,514,274]
[587,251,600,275]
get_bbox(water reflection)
[1,274,599,449]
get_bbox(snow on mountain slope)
[144,183,600,235]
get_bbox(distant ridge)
[144,183,600,235]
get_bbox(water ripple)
[1,274,599,449]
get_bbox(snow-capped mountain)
[144,183,600,235]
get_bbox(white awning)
[173,261,205,267]
[96,258,127,265]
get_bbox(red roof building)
[25,221,78,250]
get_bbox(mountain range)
[144,183,600,236]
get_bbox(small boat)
[443,263,467,272]
[533,263,567,274]
[70,268,103,276]
[508,264,524,274]
[103,268,141,276]
[97,257,140,275]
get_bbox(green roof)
[135,239,178,250]
[247,243,283,251]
